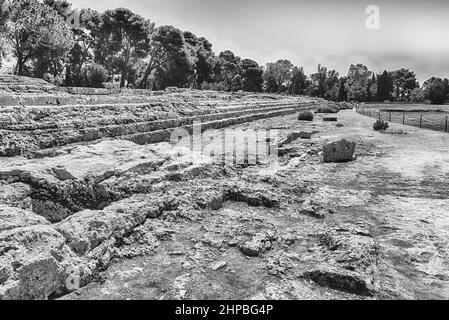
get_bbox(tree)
[181,31,200,88]
[96,8,153,87]
[182,31,219,89]
[367,74,378,102]
[1,0,74,76]
[0,15,7,71]
[337,78,348,102]
[323,69,339,101]
[32,2,74,79]
[391,68,418,102]
[307,64,329,98]
[0,0,9,25]
[241,59,263,92]
[44,0,71,17]
[423,77,448,104]
[153,47,196,90]
[214,50,242,91]
[410,88,425,103]
[289,66,307,95]
[195,37,216,88]
[345,64,372,102]
[264,73,278,93]
[365,74,377,102]
[377,70,393,102]
[150,30,196,90]
[263,60,294,93]
[44,1,103,86]
[0,44,5,70]
[136,25,186,89]
[230,74,242,92]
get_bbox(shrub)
[298,111,314,121]
[103,82,117,90]
[201,81,219,91]
[373,119,389,131]
[43,73,64,86]
[82,63,108,88]
[316,105,339,114]
[214,81,230,92]
[338,102,353,110]
[200,82,211,90]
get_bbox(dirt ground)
[59,109,449,300]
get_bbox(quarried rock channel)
[1,78,448,300]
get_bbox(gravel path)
[58,109,449,300]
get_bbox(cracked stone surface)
[1,84,448,300]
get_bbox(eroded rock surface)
[1,79,448,300]
[323,139,356,163]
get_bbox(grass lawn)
[357,103,449,132]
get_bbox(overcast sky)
[70,0,449,84]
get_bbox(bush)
[298,111,314,121]
[216,81,230,92]
[338,102,353,110]
[201,82,219,91]
[200,82,211,90]
[316,105,339,114]
[43,73,64,86]
[373,119,389,131]
[103,82,117,90]
[82,63,108,88]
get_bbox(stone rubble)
[323,139,356,163]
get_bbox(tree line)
[0,0,448,104]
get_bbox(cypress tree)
[337,78,347,102]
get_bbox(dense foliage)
[422,77,449,105]
[297,111,314,121]
[1,0,74,76]
[0,0,447,104]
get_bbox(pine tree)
[337,78,347,102]
[367,78,372,102]
[377,70,393,102]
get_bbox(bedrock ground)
[65,110,449,300]
[1,96,448,299]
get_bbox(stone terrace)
[0,76,316,157]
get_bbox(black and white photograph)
[0,0,449,307]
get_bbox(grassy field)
[357,103,449,132]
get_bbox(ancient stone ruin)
[1,76,448,301]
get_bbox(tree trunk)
[17,53,24,76]
[66,66,72,87]
[120,68,127,88]
[136,66,152,89]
